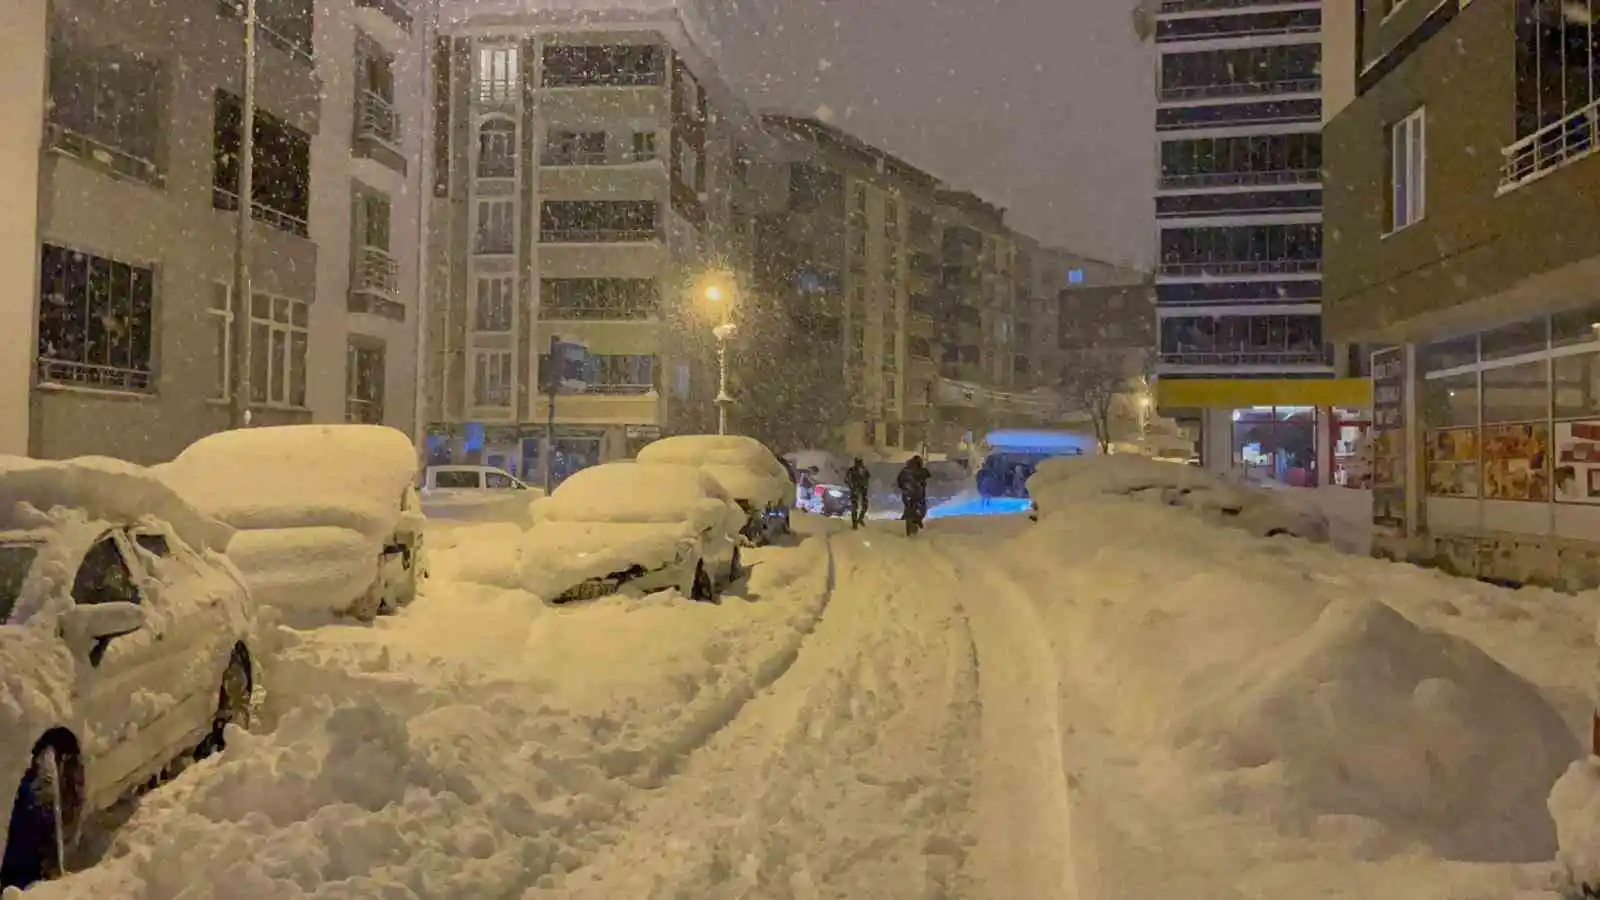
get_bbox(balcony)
[45,124,163,187]
[1157,259,1320,278]
[345,397,384,424]
[354,92,405,174]
[1158,168,1320,191]
[1158,348,1333,368]
[540,227,660,244]
[354,0,411,32]
[1158,0,1316,14]
[213,187,309,238]
[1500,100,1600,193]
[348,245,403,320]
[531,390,661,425]
[1158,78,1321,104]
[541,149,658,167]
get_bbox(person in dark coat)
[897,455,931,524]
[845,457,871,529]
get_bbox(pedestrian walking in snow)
[845,457,871,529]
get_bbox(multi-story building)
[5,0,424,464]
[422,0,744,483]
[1150,0,1370,486]
[1324,0,1600,585]
[0,0,47,457]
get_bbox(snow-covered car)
[522,462,746,604]
[420,464,539,526]
[1027,454,1329,542]
[0,457,258,888]
[154,425,426,624]
[635,435,793,543]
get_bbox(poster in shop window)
[1426,427,1480,497]
[1553,421,1600,503]
[1482,423,1549,501]
[1369,347,1406,538]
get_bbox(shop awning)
[1155,377,1372,409]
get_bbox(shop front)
[423,422,663,487]
[1379,309,1600,588]
[1155,377,1374,488]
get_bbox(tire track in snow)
[538,530,983,899]
[925,531,1085,900]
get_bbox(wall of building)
[1321,0,1357,123]
[0,0,46,457]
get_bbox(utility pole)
[228,0,258,429]
[412,2,436,461]
[543,334,558,494]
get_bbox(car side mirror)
[60,602,145,645]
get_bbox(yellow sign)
[1155,377,1372,409]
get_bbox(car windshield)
[0,543,40,624]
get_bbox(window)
[1159,44,1321,99]
[476,118,517,178]
[476,44,518,102]
[433,470,479,488]
[1482,361,1547,424]
[209,282,232,398]
[46,38,164,182]
[1514,0,1597,143]
[475,199,515,255]
[38,244,154,392]
[1555,352,1600,420]
[71,536,139,607]
[485,471,517,489]
[632,131,657,160]
[213,91,311,236]
[540,279,659,320]
[1159,223,1322,272]
[541,44,665,87]
[544,129,606,165]
[790,163,844,211]
[1389,107,1426,232]
[539,200,659,242]
[475,277,515,331]
[346,341,385,424]
[354,189,391,251]
[883,375,898,403]
[248,293,309,407]
[133,532,170,557]
[676,137,702,191]
[472,350,513,406]
[541,353,654,394]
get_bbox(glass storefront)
[1231,405,1318,486]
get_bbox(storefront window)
[1552,305,1600,348]
[1480,317,1548,361]
[1481,361,1548,424]
[1422,372,1477,428]
[1423,373,1478,497]
[1232,406,1318,486]
[1330,408,1371,487]
[1419,334,1478,373]
[1554,352,1600,420]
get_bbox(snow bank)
[1007,502,1584,892]
[424,521,527,589]
[0,455,233,554]
[1029,454,1328,541]
[224,527,379,623]
[420,489,542,527]
[534,462,734,527]
[521,522,694,597]
[155,425,418,542]
[1551,757,1600,893]
[635,435,791,507]
[19,538,833,900]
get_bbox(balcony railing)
[1158,168,1320,190]
[475,82,518,105]
[1157,20,1320,42]
[213,187,310,237]
[558,383,655,395]
[45,124,163,186]
[1500,101,1600,192]
[354,0,411,32]
[37,358,153,393]
[345,397,384,424]
[540,227,661,244]
[1158,0,1316,13]
[1157,258,1321,277]
[1158,78,1321,103]
[474,231,515,255]
[474,387,512,408]
[1159,349,1332,367]
[357,91,400,148]
[540,149,658,166]
[353,245,399,298]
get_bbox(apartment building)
[1151,0,1370,487]
[422,0,745,483]
[1324,0,1600,585]
[4,0,423,465]
[0,0,46,457]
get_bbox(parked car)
[635,435,794,543]
[522,462,746,604]
[786,450,851,517]
[0,457,258,888]
[420,464,539,526]
[154,425,426,624]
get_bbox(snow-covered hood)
[520,522,697,598]
[702,465,790,509]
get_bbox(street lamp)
[701,278,736,435]
[228,0,259,429]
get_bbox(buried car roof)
[0,455,234,553]
[541,462,732,523]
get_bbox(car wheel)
[691,563,717,604]
[1,745,69,888]
[728,547,743,584]
[196,649,252,762]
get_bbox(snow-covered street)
[10,470,1600,900]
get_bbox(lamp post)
[704,283,735,435]
[228,0,258,429]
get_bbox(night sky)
[704,0,1156,269]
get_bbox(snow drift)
[0,455,233,554]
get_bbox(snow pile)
[1028,454,1329,541]
[0,455,233,553]
[424,521,527,589]
[1006,504,1584,894]
[19,538,833,900]
[1550,757,1600,893]
[155,425,418,542]
[533,462,736,529]
[224,528,379,621]
[635,435,792,507]
[522,523,696,598]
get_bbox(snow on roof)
[0,455,234,554]
[636,436,790,505]
[538,462,732,525]
[155,425,418,541]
